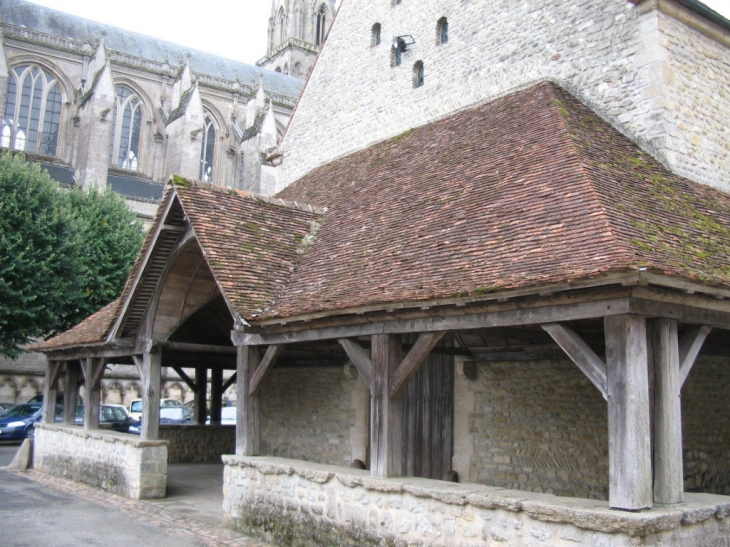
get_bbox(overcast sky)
[25,0,730,67]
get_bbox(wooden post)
[42,360,62,424]
[652,318,684,505]
[370,333,404,477]
[81,358,104,430]
[141,350,162,440]
[210,366,223,425]
[194,367,207,425]
[63,361,80,424]
[236,346,260,455]
[605,314,652,510]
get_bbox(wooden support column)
[81,358,106,430]
[63,361,80,424]
[210,366,223,425]
[141,349,162,440]
[42,360,63,423]
[236,346,260,455]
[370,333,403,477]
[194,367,207,425]
[652,318,684,505]
[605,314,652,510]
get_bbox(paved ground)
[0,443,276,547]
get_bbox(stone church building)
[0,0,334,407]
[14,0,730,545]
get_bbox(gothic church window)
[413,61,424,88]
[437,17,449,44]
[392,44,402,67]
[372,23,382,47]
[108,85,142,171]
[200,114,215,182]
[2,65,62,156]
[316,5,327,46]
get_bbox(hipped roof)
[34,82,730,351]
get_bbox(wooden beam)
[157,341,236,354]
[194,367,206,425]
[42,360,62,424]
[541,323,608,399]
[82,358,101,430]
[390,332,446,400]
[338,338,373,388]
[132,355,145,382]
[210,366,223,425]
[90,358,107,391]
[236,346,260,456]
[678,325,712,387]
[63,361,80,424]
[651,318,684,505]
[248,345,283,395]
[605,314,652,510]
[141,350,162,440]
[172,365,197,392]
[222,372,237,393]
[236,298,633,346]
[370,334,404,477]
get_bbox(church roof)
[272,81,730,319]
[1,0,303,100]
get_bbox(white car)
[127,398,183,421]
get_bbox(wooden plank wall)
[402,339,454,480]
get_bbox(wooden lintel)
[172,365,197,392]
[157,341,236,354]
[237,297,632,346]
[248,344,283,395]
[338,338,373,388]
[541,323,608,400]
[222,372,237,393]
[390,332,446,400]
[678,325,712,387]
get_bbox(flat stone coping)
[223,455,730,537]
[36,423,169,447]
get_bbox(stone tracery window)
[108,85,142,171]
[2,65,63,156]
[200,113,215,182]
[316,5,327,46]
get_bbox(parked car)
[128,406,193,435]
[206,406,237,425]
[128,398,183,421]
[0,403,43,440]
[106,404,133,420]
[0,402,15,417]
[74,405,135,433]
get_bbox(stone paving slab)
[6,468,277,547]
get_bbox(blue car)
[0,403,43,440]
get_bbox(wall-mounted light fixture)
[392,35,415,52]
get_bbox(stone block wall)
[158,425,235,463]
[682,356,730,495]
[259,366,361,467]
[466,359,609,500]
[33,423,168,499]
[279,0,730,193]
[223,455,730,547]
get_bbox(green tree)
[0,153,145,357]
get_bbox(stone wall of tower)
[278,0,730,193]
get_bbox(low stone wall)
[33,423,168,499]
[223,456,730,547]
[159,424,235,463]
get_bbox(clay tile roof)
[272,81,730,319]
[31,299,121,351]
[172,183,323,319]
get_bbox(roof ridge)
[171,178,328,215]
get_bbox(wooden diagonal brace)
[679,325,712,387]
[222,372,237,393]
[248,345,283,395]
[542,322,607,400]
[389,331,446,400]
[172,365,197,392]
[338,338,373,389]
[48,360,64,389]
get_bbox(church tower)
[257,0,336,79]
